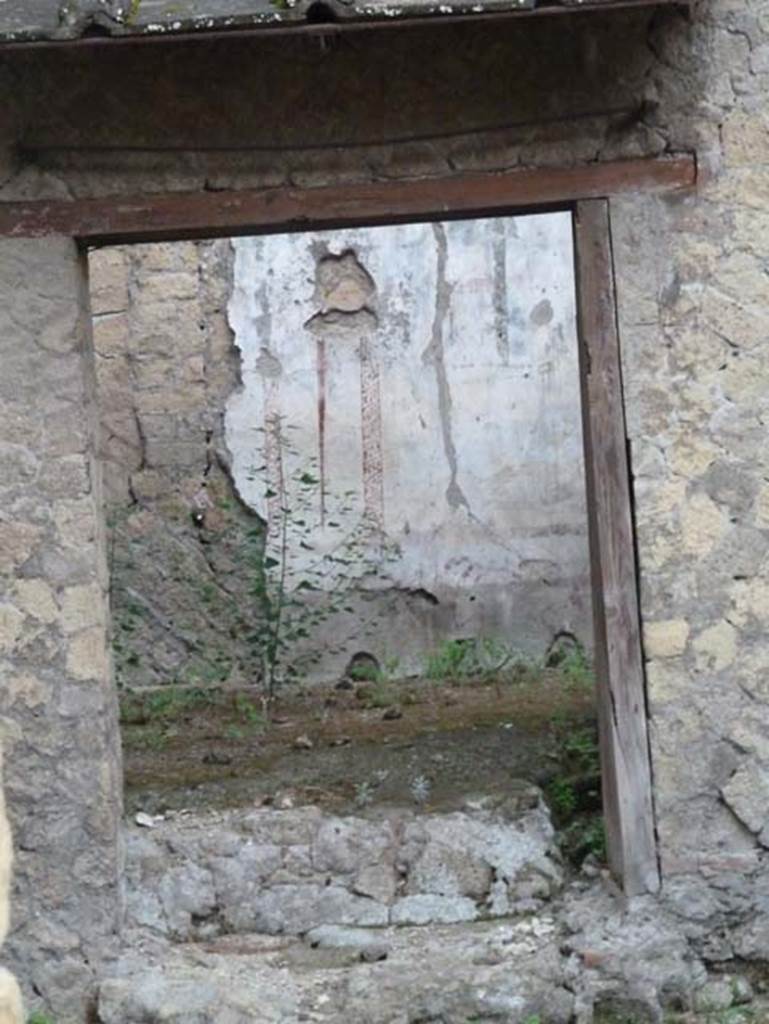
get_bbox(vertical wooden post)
[573,199,660,896]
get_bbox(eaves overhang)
[0,0,690,46]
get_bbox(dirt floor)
[121,665,602,865]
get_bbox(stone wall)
[0,238,122,1018]
[0,0,768,1017]
[124,790,561,942]
[89,241,266,693]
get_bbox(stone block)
[133,241,199,273]
[37,455,91,501]
[693,621,738,672]
[139,272,199,305]
[159,863,217,939]
[92,313,130,358]
[353,864,398,904]
[11,580,57,625]
[0,521,41,575]
[312,817,394,875]
[0,605,24,654]
[390,893,478,925]
[244,884,389,935]
[59,583,106,634]
[65,625,111,681]
[89,248,129,315]
[721,763,769,836]
[53,498,99,550]
[643,619,689,659]
[680,493,727,559]
[3,672,51,710]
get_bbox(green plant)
[365,681,399,709]
[138,724,168,751]
[349,660,381,682]
[563,728,600,771]
[349,653,401,685]
[410,773,431,805]
[247,416,398,703]
[234,692,266,732]
[28,1013,56,1024]
[424,637,512,681]
[547,776,577,818]
[559,644,594,688]
[354,780,375,808]
[143,686,217,721]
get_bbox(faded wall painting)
[226,213,590,679]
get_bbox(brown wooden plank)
[573,198,659,896]
[0,157,694,244]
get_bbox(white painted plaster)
[226,214,589,678]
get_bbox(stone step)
[125,786,563,941]
[98,916,574,1024]
[98,888,738,1024]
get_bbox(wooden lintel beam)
[0,156,695,245]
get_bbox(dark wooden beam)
[574,198,660,896]
[0,156,695,245]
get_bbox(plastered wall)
[227,216,589,679]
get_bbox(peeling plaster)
[225,215,590,679]
[423,222,470,514]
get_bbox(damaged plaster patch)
[492,219,509,363]
[314,250,377,315]
[530,298,554,326]
[255,347,283,379]
[423,222,470,514]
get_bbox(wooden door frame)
[1,156,693,894]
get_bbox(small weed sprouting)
[349,654,402,684]
[233,692,266,732]
[366,682,398,709]
[425,638,472,679]
[563,728,600,772]
[246,416,401,704]
[27,1014,57,1024]
[547,776,577,818]
[349,661,381,682]
[410,773,431,806]
[424,637,512,681]
[354,780,375,808]
[142,686,217,722]
[559,644,594,689]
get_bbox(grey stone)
[352,863,398,904]
[312,816,394,875]
[305,924,390,960]
[246,884,388,935]
[694,978,735,1014]
[390,894,478,925]
[98,973,222,1024]
[721,763,769,835]
[158,864,217,938]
